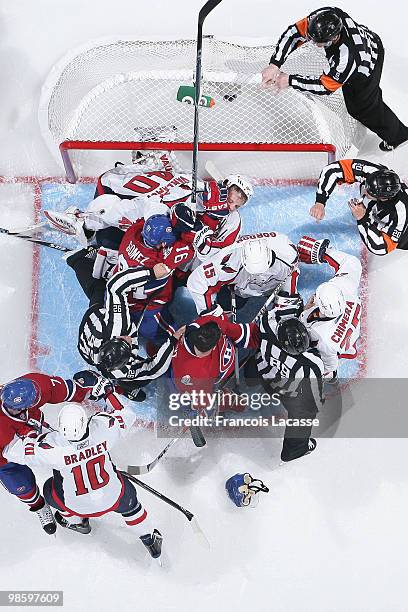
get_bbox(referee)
[310,158,408,255]
[77,265,175,399]
[245,301,324,462]
[262,7,408,152]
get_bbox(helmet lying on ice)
[225,473,269,507]
[241,239,275,274]
[142,215,177,248]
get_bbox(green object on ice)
[176,85,215,107]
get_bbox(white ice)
[1,1,408,611]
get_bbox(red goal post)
[60,140,336,184]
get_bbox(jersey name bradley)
[64,440,108,465]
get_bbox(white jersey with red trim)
[187,232,299,313]
[190,208,241,268]
[97,154,192,201]
[299,249,362,373]
[4,405,136,517]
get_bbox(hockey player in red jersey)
[117,213,195,343]
[0,372,98,534]
[170,306,259,411]
[4,397,162,559]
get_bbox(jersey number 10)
[71,455,110,496]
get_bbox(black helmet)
[365,170,401,200]
[98,337,132,371]
[277,318,310,356]
[185,322,221,354]
[307,9,342,43]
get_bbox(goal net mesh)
[39,37,365,180]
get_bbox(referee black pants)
[342,39,408,147]
[279,391,317,462]
[244,356,317,462]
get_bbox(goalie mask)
[241,240,275,274]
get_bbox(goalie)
[44,151,253,280]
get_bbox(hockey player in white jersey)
[4,395,163,559]
[187,232,299,313]
[297,236,362,378]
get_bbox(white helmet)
[224,174,253,202]
[241,240,275,274]
[315,283,345,318]
[57,404,88,441]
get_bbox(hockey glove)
[200,303,225,319]
[200,180,229,218]
[274,291,304,321]
[92,247,119,280]
[297,235,330,264]
[73,370,114,400]
[169,202,197,234]
[192,225,214,253]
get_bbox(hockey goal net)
[39,36,364,183]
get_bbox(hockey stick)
[0,227,70,252]
[121,471,195,520]
[204,160,223,182]
[230,288,241,389]
[0,221,48,236]
[127,435,182,475]
[191,0,223,209]
[122,471,210,548]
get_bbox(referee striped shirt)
[357,186,408,255]
[270,7,380,95]
[78,267,174,381]
[256,310,324,410]
[315,158,408,255]
[316,159,386,206]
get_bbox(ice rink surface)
[1,1,408,611]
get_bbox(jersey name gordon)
[331,301,361,349]
[64,441,108,465]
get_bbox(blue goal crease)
[35,182,364,420]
